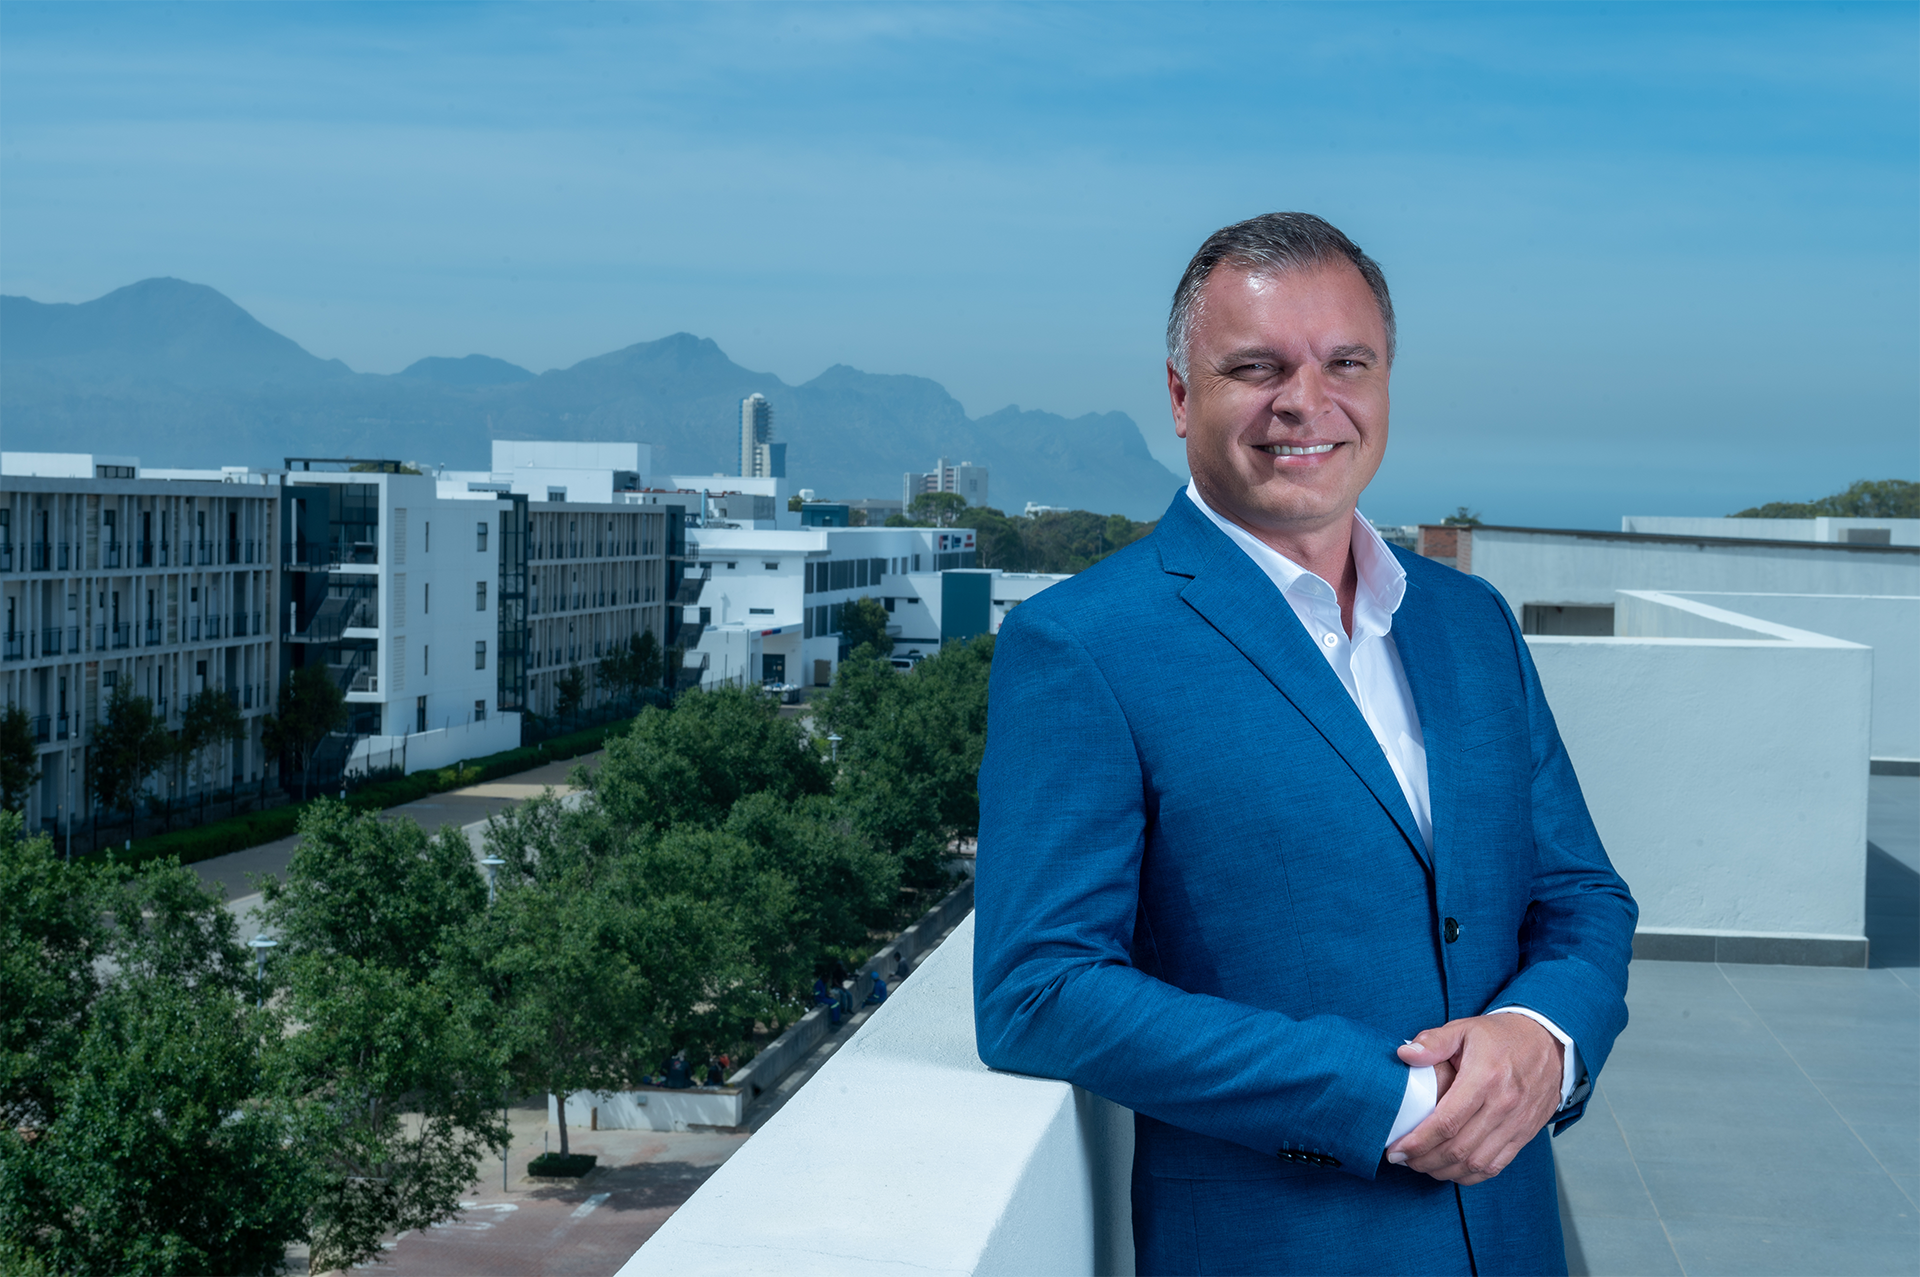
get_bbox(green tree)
[840,596,894,657]
[178,688,245,825]
[1019,509,1155,573]
[262,663,347,801]
[87,681,172,825]
[258,801,503,1272]
[908,491,970,527]
[473,847,735,1157]
[0,813,108,1133]
[1732,478,1919,519]
[0,978,316,1277]
[815,636,995,890]
[967,505,1030,571]
[0,705,39,814]
[0,817,316,1275]
[585,686,831,834]
[1441,506,1483,526]
[555,664,588,727]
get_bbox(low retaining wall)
[549,1087,743,1133]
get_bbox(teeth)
[1260,444,1336,456]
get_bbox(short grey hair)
[1166,212,1396,379]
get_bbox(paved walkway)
[1557,773,1919,1276]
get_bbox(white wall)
[380,477,499,735]
[1471,528,1918,612]
[1655,592,1919,762]
[1530,591,1872,942]
[621,914,1136,1277]
[346,712,522,776]
[1623,516,1920,546]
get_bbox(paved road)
[191,753,598,942]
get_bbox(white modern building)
[905,457,989,512]
[2,454,282,835]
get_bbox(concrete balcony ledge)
[620,912,1135,1277]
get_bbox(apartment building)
[1,454,281,835]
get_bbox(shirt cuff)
[1489,1005,1581,1109]
[1385,1063,1436,1148]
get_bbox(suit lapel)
[1385,558,1462,875]
[1156,499,1433,875]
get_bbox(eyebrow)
[1325,344,1379,363]
[1212,343,1380,368]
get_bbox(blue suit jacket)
[973,493,1637,1277]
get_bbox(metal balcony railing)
[0,543,11,572]
[40,627,62,656]
[102,540,121,568]
[110,622,131,649]
[31,715,48,743]
[57,543,70,571]
[2,633,21,661]
[31,542,50,572]
[189,617,201,641]
[54,713,69,741]
[144,620,162,645]
[92,624,106,650]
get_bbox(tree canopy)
[1732,478,1918,520]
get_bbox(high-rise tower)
[739,393,783,478]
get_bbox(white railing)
[620,913,1135,1277]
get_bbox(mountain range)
[0,278,1182,519]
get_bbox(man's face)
[1170,260,1391,540]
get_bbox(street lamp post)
[248,933,277,1008]
[827,733,841,763]
[481,855,505,905]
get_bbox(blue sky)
[2,2,1914,526]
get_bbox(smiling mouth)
[1255,443,1336,456]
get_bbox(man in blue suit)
[973,213,1636,1276]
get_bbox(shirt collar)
[1184,482,1407,633]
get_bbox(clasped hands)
[1385,1014,1563,1186]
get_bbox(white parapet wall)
[1529,590,1873,965]
[620,913,1136,1277]
[1660,591,1918,763]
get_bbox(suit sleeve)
[973,607,1410,1178]
[1478,583,1638,1131]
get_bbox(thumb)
[1397,1021,1467,1067]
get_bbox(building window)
[424,582,430,614]
[764,561,778,570]
[424,645,430,676]
[424,522,431,552]
[476,581,487,611]
[727,562,737,570]
[475,641,487,669]
[749,607,774,615]
[477,521,489,552]
[474,698,487,722]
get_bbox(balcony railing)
[0,543,11,572]
[53,712,69,741]
[617,912,1132,1276]
[2,632,22,661]
[40,627,62,656]
[31,715,49,743]
[102,540,121,568]
[144,620,162,645]
[92,624,106,650]
[110,622,131,649]
[31,543,50,572]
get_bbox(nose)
[1270,363,1332,426]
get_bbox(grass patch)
[527,1152,597,1178]
[101,714,644,872]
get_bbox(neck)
[1193,483,1361,633]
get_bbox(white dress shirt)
[1183,484,1579,1148]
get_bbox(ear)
[1167,361,1191,439]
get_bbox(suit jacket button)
[1444,917,1460,944]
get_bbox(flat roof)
[1420,523,1919,555]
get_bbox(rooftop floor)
[1557,773,1919,1276]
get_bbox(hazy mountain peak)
[396,354,534,387]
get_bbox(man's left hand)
[1386,1015,1563,1185]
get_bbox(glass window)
[475,641,487,669]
